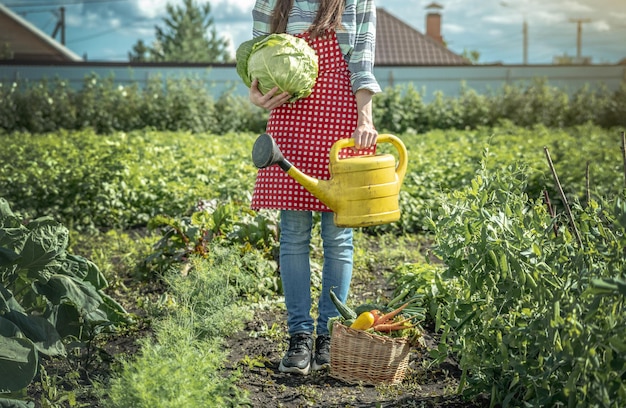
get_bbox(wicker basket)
[329,321,411,385]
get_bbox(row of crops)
[1,123,625,406]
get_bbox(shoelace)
[316,336,330,352]
[289,335,311,354]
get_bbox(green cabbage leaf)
[236,34,319,103]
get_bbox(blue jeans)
[279,210,353,336]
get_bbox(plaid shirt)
[252,0,381,94]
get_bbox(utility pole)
[522,19,528,65]
[500,2,528,64]
[51,7,66,45]
[569,18,591,59]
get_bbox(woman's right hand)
[249,79,291,110]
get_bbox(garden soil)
[224,268,489,408]
[28,251,489,408]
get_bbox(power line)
[67,27,122,44]
[5,0,128,7]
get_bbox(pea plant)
[406,156,625,407]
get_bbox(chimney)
[425,2,444,45]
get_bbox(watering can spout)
[252,133,336,208]
[251,132,408,228]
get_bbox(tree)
[128,39,150,62]
[461,49,481,65]
[0,42,14,60]
[129,0,232,63]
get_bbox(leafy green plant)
[412,158,626,407]
[2,75,626,135]
[144,199,279,274]
[0,198,128,400]
[36,365,80,408]
[214,87,266,134]
[0,129,259,231]
[106,248,256,407]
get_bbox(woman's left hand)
[353,89,377,150]
[352,123,377,150]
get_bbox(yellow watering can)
[252,133,408,228]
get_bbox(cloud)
[135,0,171,20]
[211,0,255,19]
[531,10,568,25]
[483,14,522,25]
[558,1,593,13]
[442,23,466,34]
[591,20,611,31]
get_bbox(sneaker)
[279,333,313,375]
[312,334,331,371]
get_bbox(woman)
[249,0,381,375]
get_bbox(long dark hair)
[271,0,345,38]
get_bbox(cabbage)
[236,34,319,102]
[235,35,267,88]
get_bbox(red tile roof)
[376,8,469,66]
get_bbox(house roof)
[376,8,469,66]
[0,3,82,62]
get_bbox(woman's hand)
[352,122,377,150]
[352,89,378,149]
[249,79,291,110]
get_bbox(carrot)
[374,300,413,326]
[370,309,383,325]
[372,315,418,332]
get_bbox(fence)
[1,62,624,102]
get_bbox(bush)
[424,162,626,407]
[2,74,626,135]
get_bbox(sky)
[5,0,626,64]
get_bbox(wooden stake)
[585,161,590,205]
[543,189,558,237]
[544,147,583,248]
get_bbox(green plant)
[37,365,81,408]
[107,335,247,408]
[144,199,279,275]
[0,198,128,400]
[3,75,626,135]
[106,247,257,407]
[419,158,626,407]
[239,354,271,370]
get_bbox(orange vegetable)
[373,315,418,332]
[370,309,383,325]
[374,301,412,326]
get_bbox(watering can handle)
[329,134,408,183]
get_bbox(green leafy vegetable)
[236,35,268,88]
[0,198,129,394]
[236,33,318,102]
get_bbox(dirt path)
[225,267,489,408]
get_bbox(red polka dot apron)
[251,30,375,212]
